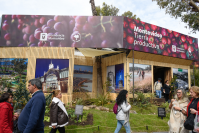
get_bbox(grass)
[44,103,170,133]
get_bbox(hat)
[158,78,162,81]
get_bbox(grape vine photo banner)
[0,15,198,61]
[0,15,123,48]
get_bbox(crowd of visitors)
[0,78,198,133]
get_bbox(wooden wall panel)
[0,47,74,104]
[101,53,127,101]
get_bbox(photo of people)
[73,65,93,92]
[107,64,124,93]
[129,63,152,93]
[35,59,69,93]
[0,58,28,89]
[173,68,188,90]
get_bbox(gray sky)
[0,0,199,46]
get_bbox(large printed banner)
[73,65,93,92]
[35,59,69,93]
[0,15,123,48]
[0,15,198,61]
[173,68,188,90]
[123,17,199,61]
[107,64,124,93]
[0,58,28,89]
[129,63,152,93]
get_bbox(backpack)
[113,103,122,114]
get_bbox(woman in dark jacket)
[163,80,171,103]
[0,92,14,133]
[182,86,199,132]
[49,90,68,133]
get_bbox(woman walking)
[114,90,131,133]
[184,86,199,132]
[168,88,189,133]
[49,90,68,133]
[0,92,14,133]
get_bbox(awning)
[77,48,122,57]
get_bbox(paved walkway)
[134,131,193,133]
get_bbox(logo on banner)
[188,47,192,56]
[72,32,81,42]
[172,45,176,52]
[40,33,47,41]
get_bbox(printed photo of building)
[35,59,69,93]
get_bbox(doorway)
[153,66,171,86]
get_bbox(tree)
[96,2,140,20]
[11,59,27,79]
[122,11,140,20]
[0,58,12,74]
[152,0,199,33]
[96,2,119,16]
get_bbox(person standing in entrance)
[18,79,46,133]
[154,78,162,98]
[114,90,131,133]
[163,80,171,103]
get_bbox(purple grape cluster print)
[123,17,199,61]
[0,15,123,48]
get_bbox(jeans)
[156,90,162,98]
[114,120,131,133]
[49,127,65,133]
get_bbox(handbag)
[193,112,199,132]
[184,114,195,130]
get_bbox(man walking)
[18,79,46,133]
[154,78,162,98]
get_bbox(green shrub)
[134,92,151,108]
[45,93,53,107]
[13,80,31,110]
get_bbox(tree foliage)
[96,2,140,20]
[0,58,11,73]
[122,11,141,20]
[152,0,199,33]
[191,67,199,86]
[13,80,31,110]
[96,2,119,16]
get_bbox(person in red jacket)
[0,92,14,133]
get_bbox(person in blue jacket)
[18,78,46,133]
